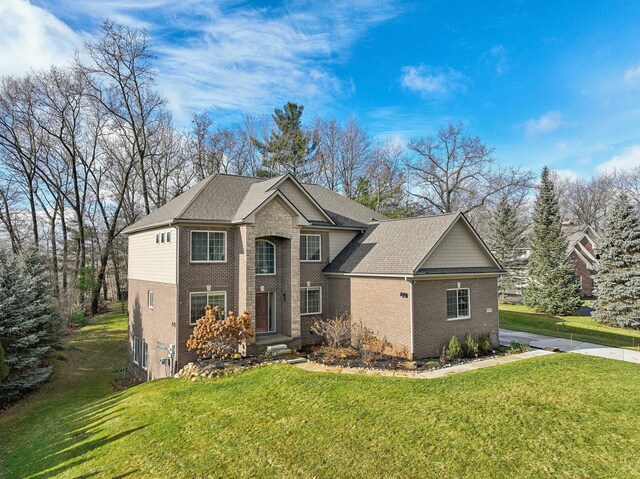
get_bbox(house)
[563,223,600,297]
[518,222,600,298]
[123,173,504,379]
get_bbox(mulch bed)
[303,345,510,371]
[176,355,286,379]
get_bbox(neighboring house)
[124,173,504,380]
[518,222,600,298]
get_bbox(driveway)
[500,329,640,364]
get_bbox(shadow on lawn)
[501,309,640,348]
[23,392,146,479]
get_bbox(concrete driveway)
[500,329,640,364]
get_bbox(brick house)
[519,222,600,298]
[124,173,504,379]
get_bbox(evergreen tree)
[253,102,317,179]
[487,195,526,300]
[592,193,640,328]
[0,248,59,404]
[524,167,582,314]
[0,342,8,383]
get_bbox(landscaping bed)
[303,345,518,371]
[176,355,288,380]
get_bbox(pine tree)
[487,195,526,300]
[592,193,640,328]
[0,248,59,404]
[253,102,317,179]
[524,167,582,314]
[0,342,8,383]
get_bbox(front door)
[255,293,269,333]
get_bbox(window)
[300,234,321,262]
[446,288,470,320]
[166,231,171,243]
[191,231,226,262]
[301,286,322,315]
[133,336,140,364]
[256,240,276,275]
[155,233,160,244]
[161,232,165,243]
[147,290,154,309]
[190,291,227,324]
[141,340,148,370]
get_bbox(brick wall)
[299,230,330,345]
[412,277,499,359]
[349,277,413,356]
[177,225,237,367]
[128,279,177,380]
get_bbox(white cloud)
[482,44,508,74]
[623,64,640,88]
[524,111,562,137]
[0,0,82,76]
[552,168,579,181]
[399,65,465,99]
[597,144,640,173]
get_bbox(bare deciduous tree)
[407,122,534,214]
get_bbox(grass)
[1,306,640,478]
[500,303,640,350]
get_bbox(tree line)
[0,19,638,321]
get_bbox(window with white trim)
[190,291,227,324]
[147,290,154,309]
[141,340,148,370]
[133,336,140,364]
[255,240,276,275]
[166,231,171,243]
[300,234,321,262]
[301,286,322,315]
[155,233,160,244]
[191,231,226,262]
[446,288,470,320]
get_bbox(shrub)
[352,322,391,365]
[70,308,87,328]
[186,306,254,360]
[478,333,493,355]
[509,340,530,353]
[461,333,478,358]
[444,336,462,360]
[311,316,351,349]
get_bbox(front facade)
[125,174,503,380]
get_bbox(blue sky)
[2,0,640,178]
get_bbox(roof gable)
[418,216,498,271]
[270,175,334,224]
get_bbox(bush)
[509,340,530,353]
[352,323,391,365]
[311,316,351,349]
[444,336,462,360]
[186,306,254,359]
[478,333,493,355]
[461,333,478,358]
[70,308,87,328]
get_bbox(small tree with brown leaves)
[186,306,254,360]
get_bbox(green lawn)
[500,303,640,350]
[2,307,640,478]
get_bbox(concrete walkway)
[294,349,553,379]
[500,328,640,364]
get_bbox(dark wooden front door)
[255,293,269,333]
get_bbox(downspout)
[405,276,414,359]
[173,223,179,377]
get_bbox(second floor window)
[191,231,226,262]
[255,240,276,275]
[300,234,321,261]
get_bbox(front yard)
[1,306,640,478]
[500,303,640,350]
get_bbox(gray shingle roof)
[123,173,386,234]
[324,213,460,275]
